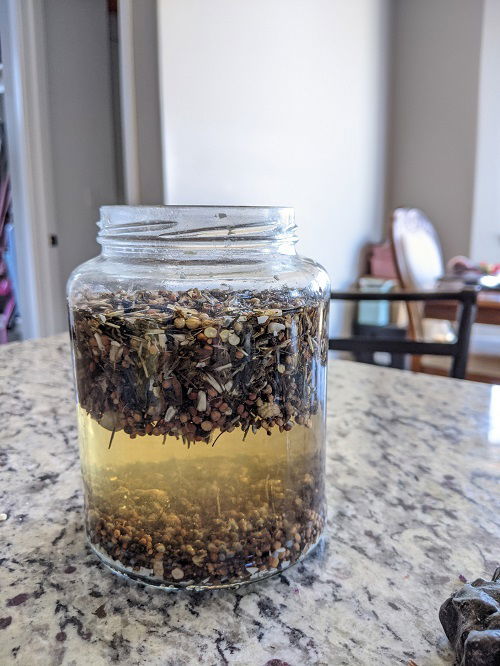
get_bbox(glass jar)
[67,206,330,590]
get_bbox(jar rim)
[97,205,297,247]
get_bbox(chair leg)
[411,355,422,373]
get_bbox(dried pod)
[439,567,500,666]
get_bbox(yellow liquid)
[78,408,325,588]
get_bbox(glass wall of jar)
[67,206,330,590]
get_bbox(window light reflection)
[488,385,500,444]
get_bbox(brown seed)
[174,317,186,329]
[185,317,201,330]
[201,421,213,432]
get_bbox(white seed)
[219,329,230,341]
[228,333,240,346]
[203,326,217,339]
[0,513,7,521]
[164,406,177,422]
[277,364,286,374]
[268,322,286,335]
[213,363,232,372]
[153,560,164,577]
[197,390,207,412]
[204,374,223,393]
[233,322,243,333]
[94,332,105,351]
[171,567,184,580]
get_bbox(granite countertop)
[0,335,499,665]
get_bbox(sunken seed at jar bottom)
[78,409,326,589]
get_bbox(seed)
[155,543,166,553]
[185,317,201,330]
[219,329,230,341]
[268,322,286,335]
[277,364,286,374]
[204,326,217,338]
[197,391,207,412]
[233,322,243,333]
[210,410,221,422]
[192,555,205,566]
[228,334,240,346]
[201,421,213,432]
[171,567,184,580]
[174,317,186,329]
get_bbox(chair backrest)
[329,289,478,379]
[390,208,445,339]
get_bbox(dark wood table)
[425,290,500,325]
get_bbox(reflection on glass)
[488,385,500,445]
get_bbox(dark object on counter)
[439,567,500,665]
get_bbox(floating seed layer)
[70,288,328,445]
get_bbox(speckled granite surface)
[0,334,499,666]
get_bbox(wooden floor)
[421,354,500,384]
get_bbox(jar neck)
[97,205,298,260]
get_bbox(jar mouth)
[98,205,297,247]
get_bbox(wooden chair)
[389,208,500,382]
[390,207,449,341]
[329,289,478,379]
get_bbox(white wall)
[387,0,484,260]
[43,0,118,290]
[470,0,500,264]
[158,0,391,305]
